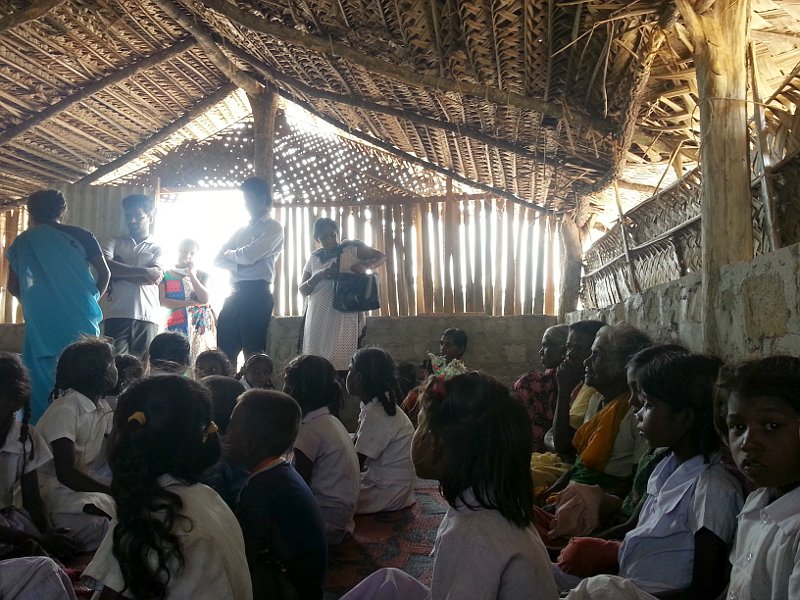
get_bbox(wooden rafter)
[0,38,196,147]
[194,0,615,138]
[0,0,64,34]
[75,83,237,185]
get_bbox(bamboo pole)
[402,203,417,316]
[451,201,464,313]
[381,206,398,317]
[391,206,409,316]
[524,209,536,314]
[431,203,444,314]
[414,204,427,314]
[674,0,751,354]
[493,201,505,316]
[371,206,390,316]
[504,205,517,316]
[471,202,485,313]
[544,216,556,316]
[482,200,494,313]
[420,204,434,314]
[442,199,456,313]
[464,203,476,313]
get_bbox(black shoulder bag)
[333,242,380,312]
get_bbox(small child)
[716,356,800,599]
[226,390,327,599]
[559,353,744,599]
[147,331,191,376]
[195,348,234,379]
[340,373,559,600]
[103,353,143,410]
[36,338,116,551]
[237,353,274,390]
[82,375,252,599]
[201,375,249,508]
[284,354,360,545]
[0,352,77,560]
[347,348,415,514]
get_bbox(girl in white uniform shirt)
[347,348,415,514]
[284,354,360,544]
[83,375,251,599]
[716,356,800,600]
[340,372,558,600]
[559,353,743,599]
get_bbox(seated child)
[200,375,249,508]
[147,331,191,376]
[716,356,800,600]
[0,556,77,599]
[103,353,143,411]
[82,375,251,598]
[339,373,559,600]
[0,352,77,561]
[36,338,116,551]
[194,348,234,379]
[284,355,360,545]
[558,353,744,599]
[237,353,274,390]
[226,390,327,600]
[400,327,467,424]
[348,348,415,514]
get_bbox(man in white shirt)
[215,177,284,364]
[102,195,164,357]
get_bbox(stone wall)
[267,314,557,385]
[568,241,800,360]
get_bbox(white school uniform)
[36,389,115,550]
[339,489,559,600]
[0,556,77,600]
[562,453,743,599]
[293,406,360,544]
[725,485,800,600]
[0,419,52,507]
[83,477,252,600]
[355,399,416,514]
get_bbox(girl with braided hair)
[346,348,415,514]
[0,351,77,560]
[82,375,251,599]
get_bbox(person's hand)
[184,259,195,275]
[144,266,163,284]
[350,262,367,274]
[38,529,79,561]
[557,356,585,395]
[317,264,337,281]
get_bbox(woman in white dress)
[299,218,386,374]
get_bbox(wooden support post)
[544,215,557,316]
[674,0,752,354]
[558,214,582,320]
[533,215,547,314]
[249,89,278,189]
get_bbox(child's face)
[345,364,362,396]
[223,402,253,468]
[635,393,692,450]
[726,393,800,495]
[196,356,224,379]
[245,359,273,389]
[626,365,643,411]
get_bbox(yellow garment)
[569,384,598,429]
[571,391,631,473]
[531,451,572,491]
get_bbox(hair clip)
[128,411,146,426]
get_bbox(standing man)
[102,194,164,357]
[215,177,284,365]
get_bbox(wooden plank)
[442,199,456,313]
[451,201,464,313]
[381,206,398,317]
[421,203,435,314]
[3,209,21,323]
[393,205,409,317]
[544,216,556,316]
[272,206,283,316]
[471,201,485,313]
[483,200,494,313]
[371,206,390,317]
[504,204,516,316]
[493,201,504,316]
[533,216,546,314]
[463,203,475,313]
[524,209,535,314]
[414,204,428,314]
[402,203,417,316]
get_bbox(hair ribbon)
[128,411,146,426]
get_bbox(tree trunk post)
[249,89,278,190]
[558,214,582,321]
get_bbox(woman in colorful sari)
[159,239,216,366]
[6,190,110,423]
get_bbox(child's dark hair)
[53,337,115,400]
[627,344,688,373]
[418,372,533,527]
[714,356,800,439]
[638,352,724,459]
[284,354,343,416]
[27,189,66,222]
[201,375,245,436]
[0,352,34,461]
[350,347,402,416]
[122,194,155,214]
[195,348,233,377]
[110,375,220,600]
[238,390,301,456]
[109,354,143,396]
[441,328,467,353]
[148,332,191,373]
[240,353,273,374]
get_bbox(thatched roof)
[1,0,799,217]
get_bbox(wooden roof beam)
[0,0,63,34]
[76,83,237,185]
[0,38,196,147]
[194,0,614,138]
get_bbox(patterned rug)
[324,478,448,599]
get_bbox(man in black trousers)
[215,177,284,365]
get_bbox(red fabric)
[512,368,558,453]
[556,537,621,578]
